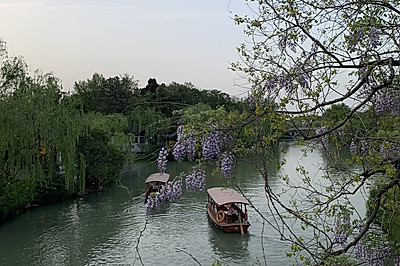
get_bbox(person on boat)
[145,183,159,203]
[227,203,238,222]
[150,183,158,193]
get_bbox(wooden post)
[239,212,244,235]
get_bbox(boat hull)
[207,204,250,233]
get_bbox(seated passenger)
[227,203,238,222]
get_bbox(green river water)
[0,143,367,265]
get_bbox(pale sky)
[0,0,253,97]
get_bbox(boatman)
[227,203,238,222]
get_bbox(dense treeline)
[0,42,245,223]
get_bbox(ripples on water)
[0,159,289,266]
[0,144,365,265]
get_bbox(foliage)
[368,182,400,243]
[212,259,222,266]
[0,178,35,221]
[127,105,169,152]
[76,128,125,190]
[0,40,86,222]
[83,112,134,158]
[322,104,352,124]
[165,0,400,264]
[232,0,400,264]
[0,34,242,222]
[73,73,139,114]
[141,80,241,117]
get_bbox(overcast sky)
[0,0,254,97]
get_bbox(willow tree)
[0,39,85,220]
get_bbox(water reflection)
[208,220,250,264]
[0,142,369,266]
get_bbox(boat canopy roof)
[207,187,249,206]
[145,173,170,184]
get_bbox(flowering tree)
[229,1,400,264]
[163,1,400,264]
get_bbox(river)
[0,142,368,265]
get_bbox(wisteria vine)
[145,179,183,214]
[147,125,236,214]
[185,167,206,192]
[157,148,168,174]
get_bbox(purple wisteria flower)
[350,141,357,155]
[221,152,234,179]
[360,140,368,156]
[185,168,206,192]
[157,148,168,174]
[293,65,310,90]
[315,126,328,145]
[173,141,185,162]
[278,36,297,53]
[278,72,295,94]
[173,125,197,161]
[145,179,183,214]
[249,90,257,109]
[185,133,196,161]
[333,215,350,245]
[353,226,392,266]
[369,27,380,49]
[375,90,400,115]
[379,143,400,161]
[202,132,221,161]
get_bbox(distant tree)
[153,82,200,116]
[321,104,352,124]
[142,78,159,94]
[100,75,138,114]
[143,81,241,117]
[73,72,105,113]
[76,128,125,191]
[73,73,139,114]
[200,89,240,110]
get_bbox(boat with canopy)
[144,172,170,203]
[206,187,250,234]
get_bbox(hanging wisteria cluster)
[202,132,221,161]
[354,238,392,266]
[349,140,370,157]
[350,141,357,156]
[221,152,234,179]
[173,125,197,162]
[380,143,400,161]
[333,219,394,266]
[333,215,350,245]
[145,179,183,214]
[350,140,400,161]
[375,90,400,116]
[315,126,328,145]
[173,124,236,180]
[147,125,237,214]
[185,168,206,192]
[157,148,168,174]
[185,133,196,161]
[248,90,257,109]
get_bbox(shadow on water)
[207,219,250,264]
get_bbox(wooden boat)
[144,172,170,203]
[207,187,250,234]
